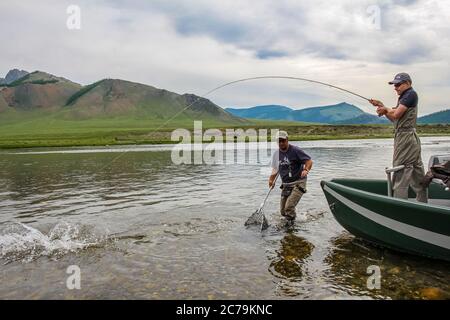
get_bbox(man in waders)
[268,131,313,221]
[370,73,427,202]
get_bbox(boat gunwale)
[323,179,450,213]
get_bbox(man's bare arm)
[370,99,408,122]
[383,104,408,121]
[304,159,313,172]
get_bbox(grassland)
[0,110,448,149]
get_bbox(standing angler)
[370,73,427,202]
[268,131,313,222]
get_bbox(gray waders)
[392,105,428,202]
[280,179,307,220]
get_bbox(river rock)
[419,287,445,300]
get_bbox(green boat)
[321,157,450,261]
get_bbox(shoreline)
[1,133,449,150]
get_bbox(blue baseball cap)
[389,72,412,85]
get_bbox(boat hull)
[321,179,450,261]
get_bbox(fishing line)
[98,75,371,171]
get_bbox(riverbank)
[0,123,448,149]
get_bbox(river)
[0,137,449,299]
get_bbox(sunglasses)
[394,82,405,88]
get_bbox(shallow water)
[0,137,449,299]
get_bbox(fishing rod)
[148,75,371,140]
[97,75,372,171]
[204,76,371,102]
[157,76,371,132]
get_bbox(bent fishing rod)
[205,76,371,102]
[157,75,372,132]
[98,75,373,171]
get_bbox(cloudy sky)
[1,0,449,115]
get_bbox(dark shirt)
[271,144,311,183]
[397,87,418,108]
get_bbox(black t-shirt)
[398,87,418,108]
[271,144,311,183]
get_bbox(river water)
[0,137,449,299]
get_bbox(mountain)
[0,69,244,124]
[0,94,8,112]
[63,78,243,122]
[333,113,389,124]
[0,71,82,110]
[0,69,29,85]
[226,102,382,124]
[226,105,293,120]
[291,103,365,123]
[418,109,450,124]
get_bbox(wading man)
[370,73,427,202]
[268,131,313,221]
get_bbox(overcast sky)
[1,0,449,115]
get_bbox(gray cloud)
[255,50,288,60]
[0,0,449,115]
[175,15,247,43]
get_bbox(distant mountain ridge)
[226,104,449,124]
[0,69,29,85]
[417,109,450,124]
[227,103,389,124]
[1,68,447,125]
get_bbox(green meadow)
[0,109,448,149]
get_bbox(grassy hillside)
[0,104,249,148]
[0,71,244,124]
[0,71,82,109]
[60,78,244,123]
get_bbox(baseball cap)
[276,130,288,140]
[388,72,412,85]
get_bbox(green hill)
[418,109,450,124]
[0,70,244,124]
[0,71,82,110]
[226,103,386,124]
[61,78,242,123]
[0,70,247,147]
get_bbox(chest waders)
[392,104,427,202]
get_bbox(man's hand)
[376,106,388,116]
[268,178,275,189]
[300,169,309,178]
[369,99,385,108]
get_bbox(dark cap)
[388,72,412,85]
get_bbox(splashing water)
[0,222,111,263]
